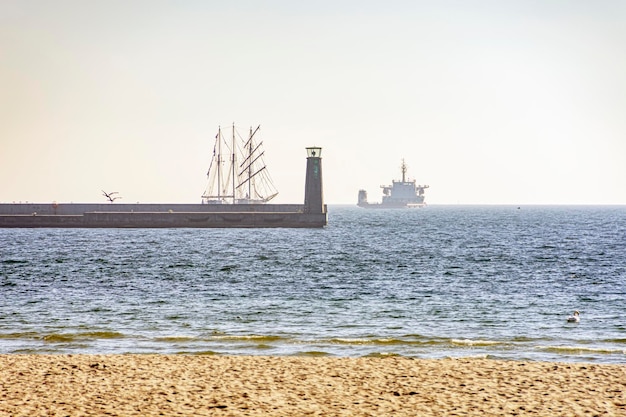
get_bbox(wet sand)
[1,355,624,416]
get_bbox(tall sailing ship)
[202,124,278,204]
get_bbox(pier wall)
[0,203,327,228]
[0,203,305,215]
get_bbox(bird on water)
[567,310,580,323]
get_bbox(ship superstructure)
[358,160,428,208]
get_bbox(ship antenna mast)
[401,159,407,182]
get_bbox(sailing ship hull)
[0,203,327,228]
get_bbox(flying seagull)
[102,190,121,203]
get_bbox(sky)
[1,0,625,205]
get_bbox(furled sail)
[202,124,278,204]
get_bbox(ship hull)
[357,202,425,209]
[0,203,327,228]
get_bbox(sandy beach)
[0,355,624,416]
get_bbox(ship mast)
[217,127,222,201]
[401,159,407,182]
[248,126,253,200]
[232,123,236,203]
[238,125,262,202]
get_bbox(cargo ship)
[357,160,428,209]
[0,125,327,228]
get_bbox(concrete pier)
[0,204,327,228]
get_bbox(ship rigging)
[202,124,279,204]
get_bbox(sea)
[1,205,625,364]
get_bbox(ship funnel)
[358,190,368,206]
[304,147,325,214]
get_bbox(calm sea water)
[1,205,625,363]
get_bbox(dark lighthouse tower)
[304,147,325,214]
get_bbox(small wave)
[363,352,403,358]
[78,331,125,339]
[43,334,75,343]
[1,259,28,264]
[451,339,502,347]
[538,244,558,249]
[293,351,331,357]
[0,332,40,339]
[327,337,400,345]
[511,336,548,343]
[12,348,46,354]
[211,335,286,343]
[219,265,237,272]
[191,351,220,356]
[166,263,194,268]
[42,331,125,343]
[540,345,626,355]
[443,354,490,360]
[322,337,507,348]
[155,336,197,342]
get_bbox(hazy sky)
[2,0,625,205]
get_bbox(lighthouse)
[304,147,325,214]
